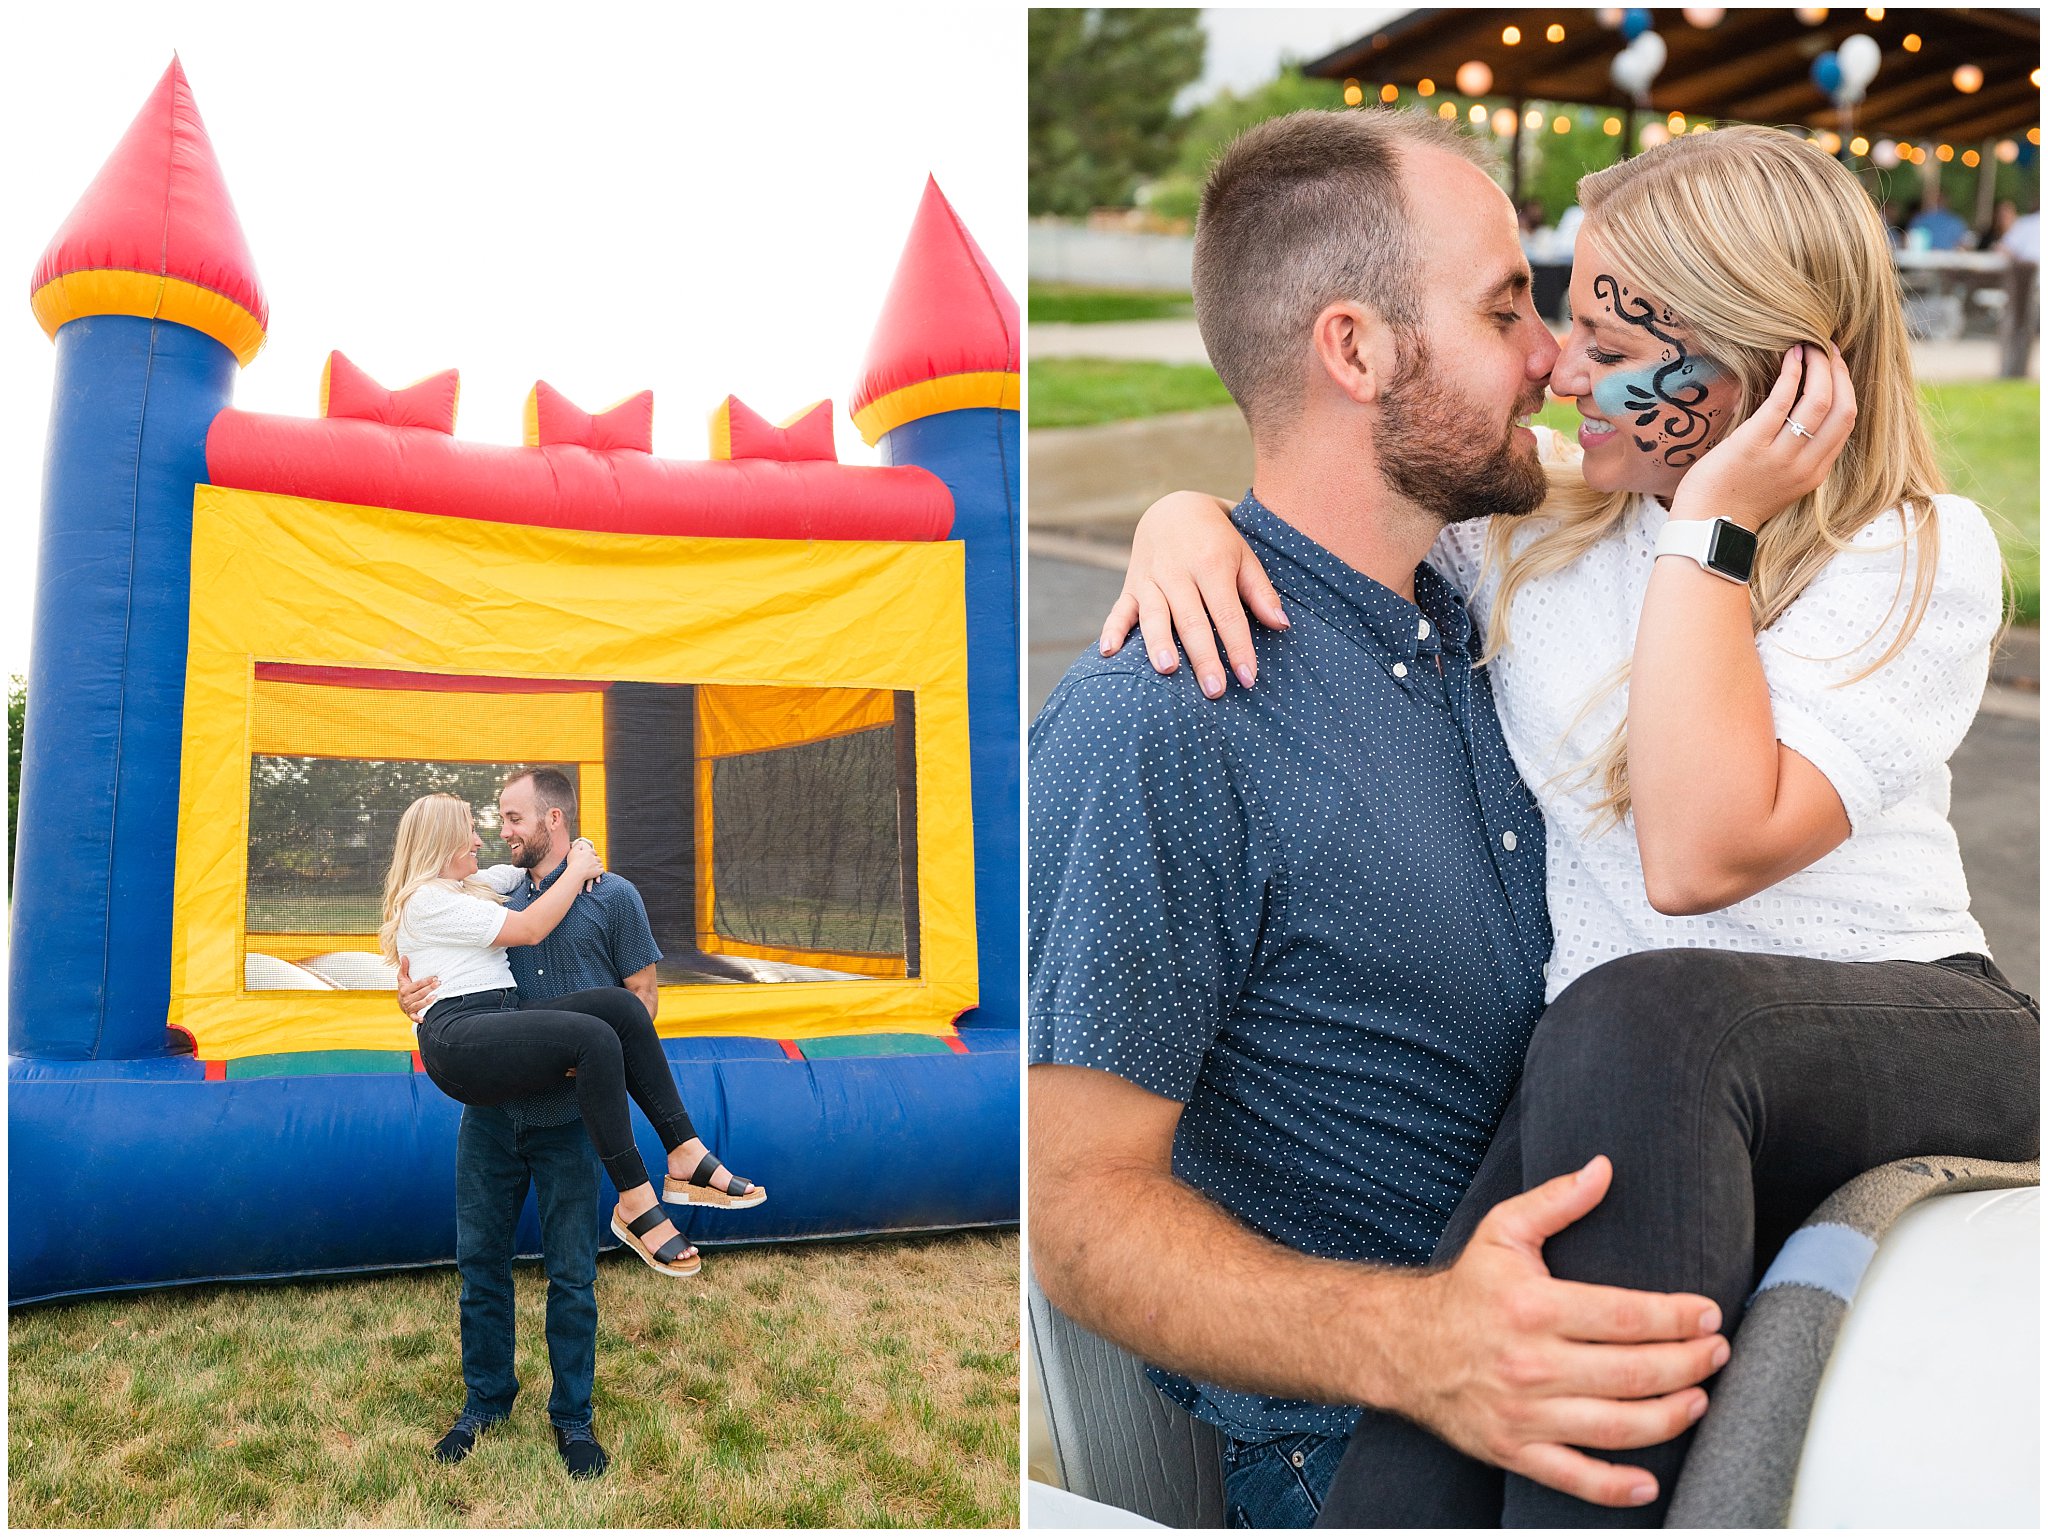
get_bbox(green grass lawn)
[1035,359,2039,622]
[1919,381,2040,621]
[1027,283,1194,325]
[9,1230,1018,1528]
[1027,358,1233,429]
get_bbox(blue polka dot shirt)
[1028,493,1553,1442]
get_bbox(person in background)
[1905,188,1969,251]
[1996,203,2039,379]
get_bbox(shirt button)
[1290,1450,1305,1468]
[1502,831,1518,851]
[1417,618,1431,639]
[1392,662,1409,679]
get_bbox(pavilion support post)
[1510,95,1524,203]
[1621,106,1636,160]
[1974,139,1999,232]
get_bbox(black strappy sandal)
[609,1204,702,1277]
[663,1152,767,1209]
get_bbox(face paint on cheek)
[1590,365,1664,450]
[1588,274,1726,468]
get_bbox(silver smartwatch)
[1654,517,1757,584]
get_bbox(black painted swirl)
[1591,274,1717,468]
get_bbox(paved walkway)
[1032,316,2038,383]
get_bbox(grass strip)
[1028,358,1232,429]
[1027,283,1193,325]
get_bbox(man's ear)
[1310,299,1397,407]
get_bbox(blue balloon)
[1811,51,1844,96]
[1621,8,1654,40]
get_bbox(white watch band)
[1654,518,1747,583]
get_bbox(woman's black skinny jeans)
[1314,948,2040,1530]
[416,985,697,1195]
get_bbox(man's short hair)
[1192,109,1496,437]
[507,766,577,830]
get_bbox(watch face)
[1708,520,1758,580]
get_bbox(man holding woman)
[398,767,761,1479]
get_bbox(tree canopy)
[1029,8,1206,217]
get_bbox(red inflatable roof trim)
[322,352,459,435]
[850,176,1018,418]
[205,409,953,542]
[528,382,653,453]
[717,396,837,463]
[31,57,267,329]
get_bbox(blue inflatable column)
[877,408,1021,1029]
[10,316,236,1059]
[851,178,1021,1029]
[15,58,265,1061]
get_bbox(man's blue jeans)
[455,1104,602,1429]
[1222,1431,1348,1528]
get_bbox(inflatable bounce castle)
[9,61,1020,1304]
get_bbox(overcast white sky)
[1194,8,1405,101]
[1,2,1023,670]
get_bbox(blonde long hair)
[1482,125,1951,830]
[377,793,507,962]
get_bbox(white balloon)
[1838,33,1881,91]
[1612,29,1668,98]
[1611,46,1649,97]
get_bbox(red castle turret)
[849,176,1020,446]
[31,57,268,366]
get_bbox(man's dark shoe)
[554,1421,609,1479]
[433,1412,500,1464]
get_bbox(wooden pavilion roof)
[1305,8,2040,143]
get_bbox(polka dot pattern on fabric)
[1028,494,1552,1443]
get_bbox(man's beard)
[510,831,555,871]
[1376,338,1550,526]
